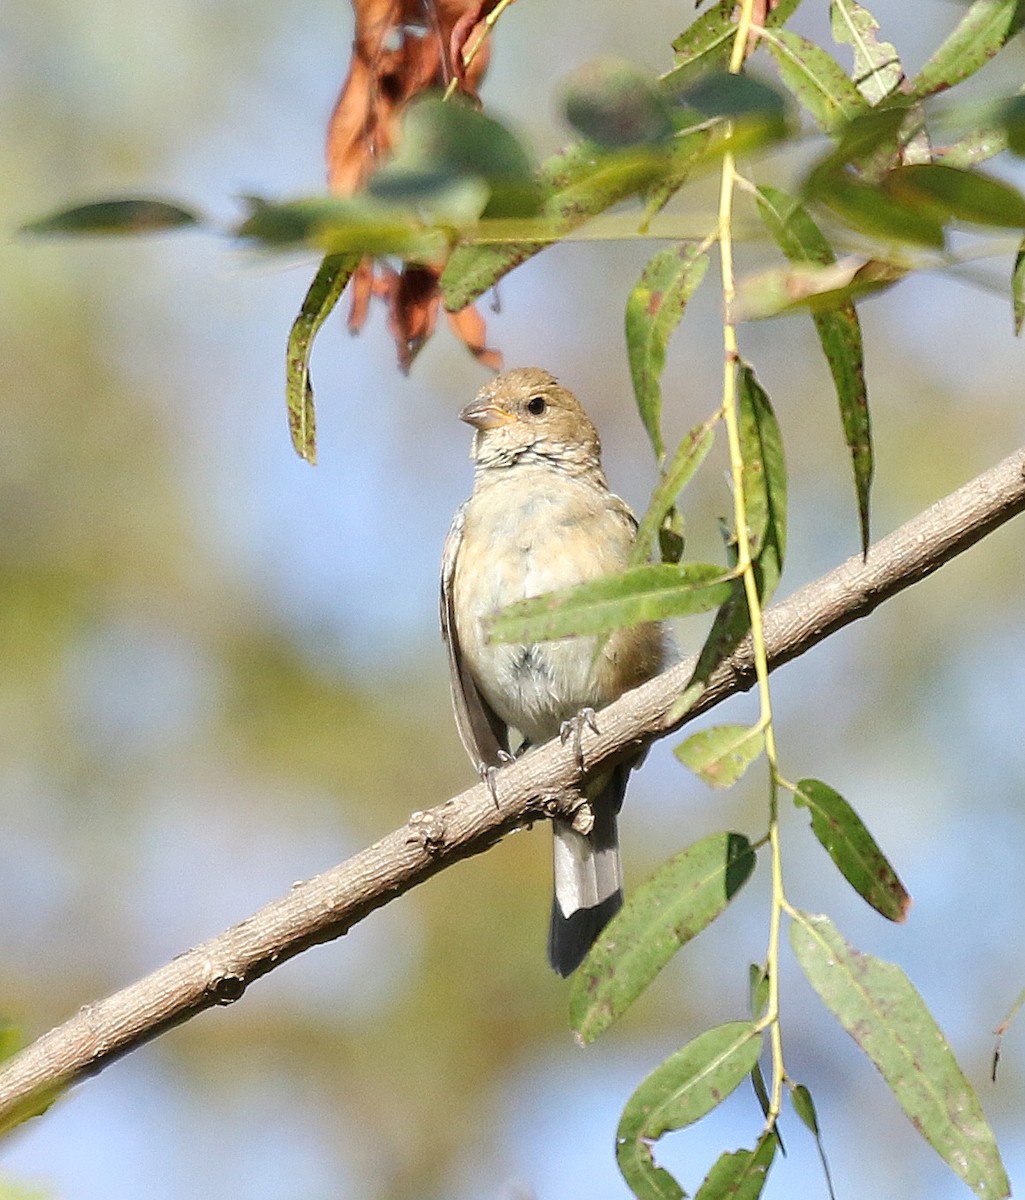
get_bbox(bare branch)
[1,446,1023,1132]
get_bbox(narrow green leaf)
[676,724,765,789]
[618,1024,764,1157]
[685,576,750,698]
[735,257,904,320]
[372,96,540,220]
[737,364,787,594]
[616,1142,685,1200]
[487,562,734,644]
[627,244,711,462]
[755,186,871,549]
[912,0,1025,100]
[790,1083,838,1200]
[21,198,199,236]
[683,366,785,697]
[694,1134,776,1200]
[830,0,903,104]
[939,124,1010,169]
[441,142,671,310]
[667,1,740,85]
[793,778,911,921]
[632,417,717,565]
[817,176,947,247]
[765,30,867,133]
[749,963,769,1020]
[1013,235,1025,335]
[285,254,359,464]
[236,195,450,259]
[564,59,675,148]
[791,912,1011,1199]
[749,1060,772,1123]
[665,0,805,88]
[0,1079,66,1136]
[790,1082,819,1134]
[571,832,756,1043]
[883,163,1025,228]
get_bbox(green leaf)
[564,58,676,148]
[440,141,671,310]
[1013,235,1025,335]
[793,778,911,921]
[748,962,769,1020]
[21,197,199,236]
[285,254,358,464]
[676,72,790,130]
[883,163,1025,228]
[693,1134,776,1200]
[616,1147,685,1200]
[487,562,734,644]
[372,96,541,219]
[737,364,787,592]
[236,195,450,259]
[790,1081,819,1134]
[665,0,805,88]
[765,30,867,133]
[676,724,765,788]
[830,0,903,104]
[912,0,1025,100]
[682,365,785,696]
[791,912,1011,1199]
[735,256,904,321]
[790,1082,838,1200]
[816,175,947,247]
[618,1022,764,1194]
[806,102,911,187]
[632,416,717,565]
[627,244,712,462]
[755,186,872,553]
[571,832,756,1043]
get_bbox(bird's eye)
[526,395,547,416]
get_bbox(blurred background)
[2,1,1025,1197]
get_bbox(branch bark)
[1,447,1024,1132]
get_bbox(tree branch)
[1,446,1024,1132]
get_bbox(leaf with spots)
[693,1133,777,1200]
[676,724,765,789]
[571,832,756,1043]
[286,253,360,464]
[626,242,711,462]
[793,778,911,921]
[755,186,871,552]
[617,1023,764,1199]
[791,912,1010,1200]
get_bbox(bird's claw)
[560,707,599,771]
[479,751,513,809]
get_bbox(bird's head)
[460,367,602,472]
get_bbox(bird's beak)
[459,399,516,431]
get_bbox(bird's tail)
[546,764,628,977]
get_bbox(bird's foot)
[560,708,599,772]
[479,751,515,809]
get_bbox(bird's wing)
[440,502,510,767]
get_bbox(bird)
[441,367,666,976]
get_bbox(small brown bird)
[441,367,666,975]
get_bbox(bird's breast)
[453,469,635,743]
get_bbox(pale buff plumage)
[441,367,666,975]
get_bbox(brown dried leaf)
[326,0,505,372]
[446,303,503,370]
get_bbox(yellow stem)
[443,0,517,100]
[719,0,787,1128]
